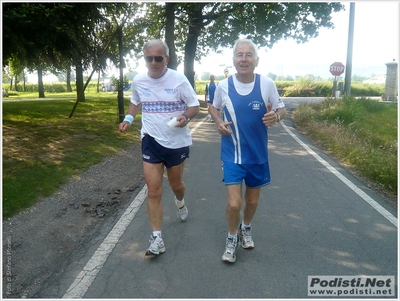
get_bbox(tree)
[3,3,346,99]
[3,3,62,97]
[267,72,277,80]
[96,2,147,121]
[146,2,345,87]
[165,3,179,70]
[201,72,211,80]
[3,3,104,100]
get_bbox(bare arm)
[209,105,232,136]
[118,102,142,133]
[262,103,287,126]
[174,105,200,128]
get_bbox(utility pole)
[344,2,355,96]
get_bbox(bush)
[350,82,385,96]
[292,96,397,194]
[2,79,387,98]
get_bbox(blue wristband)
[124,114,134,125]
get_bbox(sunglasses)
[144,56,164,63]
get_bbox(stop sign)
[330,62,345,76]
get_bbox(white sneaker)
[222,235,239,263]
[238,224,254,249]
[177,204,188,222]
[145,235,166,256]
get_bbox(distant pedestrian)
[102,82,106,92]
[119,39,200,256]
[205,74,217,122]
[209,38,286,263]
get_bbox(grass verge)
[3,94,140,218]
[292,96,397,199]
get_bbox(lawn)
[3,93,141,218]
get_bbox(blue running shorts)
[142,134,189,168]
[222,161,271,188]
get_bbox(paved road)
[43,98,397,298]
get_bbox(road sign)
[224,68,229,78]
[330,62,345,76]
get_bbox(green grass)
[193,79,384,97]
[4,79,385,98]
[3,92,397,218]
[4,90,119,99]
[3,93,141,218]
[292,96,398,195]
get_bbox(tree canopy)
[3,2,345,92]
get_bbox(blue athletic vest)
[206,82,217,102]
[221,74,268,164]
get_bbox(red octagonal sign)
[330,62,345,76]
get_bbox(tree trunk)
[184,24,201,89]
[66,67,72,92]
[37,67,45,98]
[117,25,125,123]
[165,3,178,70]
[23,71,26,92]
[183,6,204,89]
[14,75,18,92]
[97,69,101,93]
[75,60,85,102]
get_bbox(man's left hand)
[262,103,278,126]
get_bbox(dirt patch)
[2,143,144,298]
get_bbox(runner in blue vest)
[209,38,286,263]
[205,74,217,122]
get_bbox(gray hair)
[232,38,259,59]
[143,39,170,56]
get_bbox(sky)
[191,1,400,79]
[28,1,399,82]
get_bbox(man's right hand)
[119,121,130,133]
[217,121,233,136]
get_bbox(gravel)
[2,143,145,298]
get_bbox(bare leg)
[226,184,242,235]
[243,186,260,225]
[143,161,165,231]
[166,162,185,201]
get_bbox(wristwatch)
[182,114,190,123]
[275,112,281,122]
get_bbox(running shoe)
[177,204,188,222]
[238,224,254,249]
[222,235,239,263]
[145,235,166,256]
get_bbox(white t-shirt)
[213,74,285,111]
[131,69,199,149]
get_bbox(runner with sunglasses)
[119,39,200,256]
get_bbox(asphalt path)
[53,97,396,299]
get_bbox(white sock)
[242,221,251,229]
[175,197,185,208]
[228,233,238,241]
[153,231,162,238]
